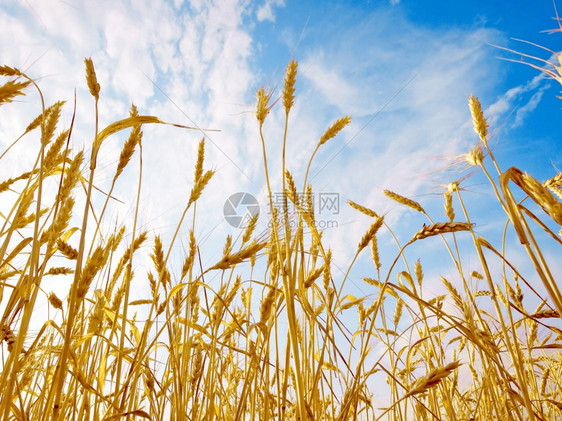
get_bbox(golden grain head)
[84,57,100,99]
[322,249,332,290]
[304,266,324,288]
[348,200,379,218]
[260,287,276,324]
[406,361,461,398]
[194,138,205,182]
[393,298,404,327]
[284,170,299,206]
[412,222,473,241]
[283,59,298,114]
[468,95,488,143]
[370,236,381,271]
[444,192,455,221]
[0,65,22,77]
[255,86,272,124]
[415,259,423,286]
[319,116,351,146]
[188,169,215,207]
[47,292,63,310]
[465,143,484,166]
[0,80,32,105]
[358,216,384,252]
[384,189,424,213]
[115,123,142,181]
[242,214,258,244]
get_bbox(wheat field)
[0,22,561,421]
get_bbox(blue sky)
[1,0,561,321]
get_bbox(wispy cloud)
[257,0,286,22]
[485,73,546,128]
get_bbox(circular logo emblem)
[223,192,260,228]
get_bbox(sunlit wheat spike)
[441,277,463,309]
[224,276,242,309]
[0,80,32,105]
[412,222,473,241]
[415,259,423,286]
[12,188,35,230]
[465,143,485,166]
[358,216,384,252]
[393,298,404,327]
[305,184,315,222]
[47,293,63,311]
[151,235,170,287]
[348,200,379,218]
[304,266,324,288]
[319,116,351,146]
[44,130,69,171]
[40,195,74,246]
[285,169,299,206]
[0,65,22,77]
[522,170,562,225]
[540,368,550,396]
[188,169,214,207]
[255,86,272,125]
[531,309,560,319]
[0,325,16,352]
[283,59,298,114]
[444,192,454,221]
[494,284,509,308]
[322,249,332,290]
[24,100,66,134]
[77,244,108,299]
[41,100,64,146]
[405,361,461,398]
[222,235,233,258]
[260,287,276,324]
[84,57,100,99]
[340,296,365,311]
[115,105,142,181]
[242,214,258,244]
[56,239,78,260]
[181,230,197,280]
[0,170,37,193]
[209,240,267,271]
[57,150,84,203]
[547,185,562,200]
[505,167,562,226]
[544,172,562,189]
[370,236,381,271]
[241,287,252,312]
[468,95,488,144]
[194,138,205,182]
[383,189,424,213]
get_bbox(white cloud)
[512,87,545,127]
[257,0,285,22]
[486,73,545,127]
